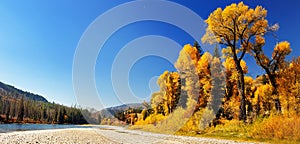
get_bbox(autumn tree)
[202,2,268,122]
[222,56,248,119]
[164,72,181,115]
[196,52,213,110]
[156,71,170,115]
[253,40,292,112]
[151,92,164,115]
[276,57,300,115]
[175,44,200,113]
[152,71,181,116]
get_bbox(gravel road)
[0,126,259,144]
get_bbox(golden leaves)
[197,52,212,74]
[224,57,248,74]
[245,76,254,85]
[254,84,274,103]
[273,41,292,56]
[175,44,199,72]
[152,71,181,116]
[202,2,268,56]
[255,36,265,46]
[240,60,248,74]
[289,63,294,69]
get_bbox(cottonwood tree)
[253,40,292,112]
[277,57,300,115]
[175,44,200,113]
[196,52,213,110]
[150,71,181,116]
[202,2,268,122]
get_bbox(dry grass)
[131,112,300,143]
[250,114,300,141]
[202,114,300,143]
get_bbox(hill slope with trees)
[0,81,47,102]
[0,81,95,124]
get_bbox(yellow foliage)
[252,84,274,114]
[181,110,203,132]
[273,41,292,57]
[241,61,248,74]
[174,44,201,112]
[203,115,300,142]
[224,57,248,79]
[135,114,166,125]
[209,119,246,135]
[244,76,253,85]
[151,92,164,114]
[202,2,268,46]
[250,114,300,141]
[221,47,233,59]
[175,44,199,72]
[224,58,235,70]
[197,52,212,75]
[244,76,254,100]
[157,71,169,89]
[255,35,265,46]
[289,62,294,69]
[255,84,273,100]
[152,71,181,116]
[183,44,200,62]
[225,94,240,119]
[277,57,300,115]
[133,3,300,142]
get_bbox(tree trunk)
[266,72,282,113]
[238,69,247,122]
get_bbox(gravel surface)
[0,126,260,144]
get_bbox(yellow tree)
[253,40,292,112]
[151,92,164,115]
[152,71,181,116]
[175,44,200,113]
[277,57,300,115]
[196,52,212,109]
[164,72,181,115]
[152,71,169,115]
[254,83,273,115]
[222,56,248,119]
[202,2,268,121]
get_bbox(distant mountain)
[0,81,48,102]
[97,103,145,118]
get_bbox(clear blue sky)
[0,0,299,109]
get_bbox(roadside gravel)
[0,126,260,144]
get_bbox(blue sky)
[0,0,299,109]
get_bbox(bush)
[135,114,165,125]
[203,118,249,139]
[250,114,300,141]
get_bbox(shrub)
[250,114,300,141]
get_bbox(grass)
[248,114,300,143]
[130,114,300,144]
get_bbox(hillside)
[0,81,48,102]
[0,81,90,124]
[97,103,145,118]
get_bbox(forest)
[110,2,300,142]
[0,96,99,124]
[0,83,99,124]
